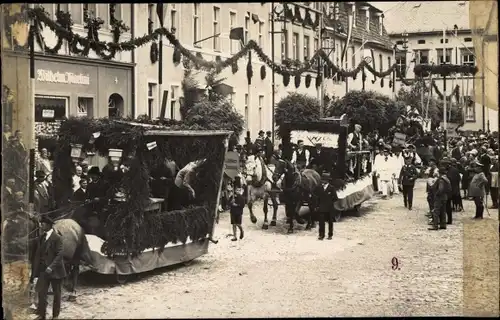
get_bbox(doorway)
[108,93,124,118]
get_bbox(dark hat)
[88,166,101,176]
[40,215,54,225]
[258,130,264,135]
[234,176,242,188]
[35,170,46,179]
[266,131,272,135]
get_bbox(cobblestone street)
[39,180,492,318]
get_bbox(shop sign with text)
[37,69,90,85]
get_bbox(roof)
[324,2,394,50]
[373,1,470,35]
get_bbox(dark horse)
[3,209,95,301]
[272,159,322,233]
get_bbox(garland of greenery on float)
[29,6,476,89]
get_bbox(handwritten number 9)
[391,257,399,270]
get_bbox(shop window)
[35,96,68,122]
[77,97,93,118]
[108,93,124,118]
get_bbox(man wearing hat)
[264,131,274,164]
[291,140,310,170]
[254,130,265,152]
[429,159,452,230]
[32,215,66,320]
[398,156,418,210]
[34,171,51,214]
[468,160,488,219]
[310,143,326,174]
[86,167,109,215]
[315,174,338,240]
[374,146,394,198]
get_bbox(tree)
[326,90,405,136]
[395,82,464,129]
[180,62,244,143]
[274,93,321,137]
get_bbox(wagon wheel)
[116,274,127,284]
[333,210,342,222]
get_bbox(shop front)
[33,56,133,166]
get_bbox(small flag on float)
[92,132,101,138]
[146,141,158,150]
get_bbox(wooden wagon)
[280,115,375,221]
[51,118,231,282]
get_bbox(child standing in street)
[469,161,488,219]
[229,178,245,241]
[398,156,419,210]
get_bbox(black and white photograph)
[1,2,499,319]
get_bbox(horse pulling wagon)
[48,118,231,283]
[278,115,375,225]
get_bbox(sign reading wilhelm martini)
[36,69,90,85]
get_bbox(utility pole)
[442,28,448,150]
[271,3,276,146]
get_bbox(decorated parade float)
[51,117,231,278]
[280,115,375,221]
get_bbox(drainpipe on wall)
[130,4,136,118]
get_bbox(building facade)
[382,1,498,132]
[134,3,278,142]
[322,2,395,101]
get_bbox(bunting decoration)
[28,6,425,85]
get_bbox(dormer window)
[360,6,370,31]
[375,12,384,36]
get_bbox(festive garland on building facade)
[29,6,415,85]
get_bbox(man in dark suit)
[310,143,326,174]
[316,175,339,240]
[72,177,88,202]
[451,140,464,160]
[264,131,273,164]
[32,215,66,320]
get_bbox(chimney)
[360,6,370,31]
